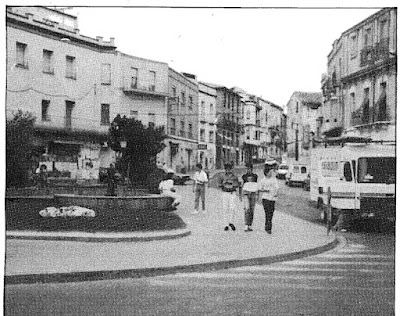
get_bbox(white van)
[310,136,395,224]
[285,164,309,187]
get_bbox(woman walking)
[258,161,279,234]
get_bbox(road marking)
[316,253,394,259]
[233,266,390,274]
[284,260,393,266]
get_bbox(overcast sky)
[69,6,382,107]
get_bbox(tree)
[108,115,167,184]
[6,110,37,187]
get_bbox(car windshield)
[279,165,289,170]
[357,157,395,184]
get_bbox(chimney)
[74,28,80,35]
[96,36,103,44]
[110,37,115,46]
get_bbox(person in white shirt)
[192,163,209,214]
[258,161,279,234]
[159,172,181,209]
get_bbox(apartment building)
[321,7,396,141]
[198,82,217,169]
[260,98,285,161]
[6,6,118,179]
[286,92,322,163]
[117,52,169,165]
[211,85,242,169]
[167,69,199,172]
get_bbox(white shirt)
[258,176,279,201]
[159,179,174,193]
[193,170,208,184]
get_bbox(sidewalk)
[5,185,337,284]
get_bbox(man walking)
[241,164,258,232]
[193,163,208,214]
[217,162,240,231]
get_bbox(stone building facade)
[321,8,396,141]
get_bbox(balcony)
[360,38,391,67]
[122,83,168,97]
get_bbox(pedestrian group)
[168,160,279,234]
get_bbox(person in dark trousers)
[107,163,117,196]
[241,164,258,232]
[217,163,240,231]
[258,161,279,234]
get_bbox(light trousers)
[222,191,237,224]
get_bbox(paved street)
[4,175,394,316]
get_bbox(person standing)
[217,163,240,231]
[258,161,279,234]
[37,164,48,192]
[192,163,208,214]
[241,164,258,232]
[107,163,117,196]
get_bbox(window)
[364,27,372,46]
[362,88,370,124]
[350,92,355,112]
[180,121,185,137]
[172,86,176,97]
[200,129,205,142]
[377,82,387,121]
[343,162,353,182]
[65,55,76,79]
[210,103,214,114]
[296,101,299,113]
[101,104,110,125]
[149,71,156,91]
[209,131,214,143]
[101,63,111,85]
[130,110,138,119]
[246,110,251,120]
[350,34,357,58]
[170,118,176,135]
[380,19,388,40]
[16,42,28,68]
[42,50,54,74]
[130,67,138,88]
[41,100,50,121]
[189,96,193,110]
[358,157,395,184]
[65,101,75,128]
[188,123,193,138]
[181,92,185,106]
[148,113,155,128]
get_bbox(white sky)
[69,6,381,107]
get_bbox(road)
[4,175,395,316]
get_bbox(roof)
[290,91,323,105]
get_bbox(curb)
[5,236,341,285]
[6,228,191,243]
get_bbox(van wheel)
[288,181,292,187]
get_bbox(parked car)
[173,173,192,185]
[285,164,309,187]
[276,164,289,179]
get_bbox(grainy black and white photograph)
[2,2,397,315]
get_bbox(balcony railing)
[360,38,390,67]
